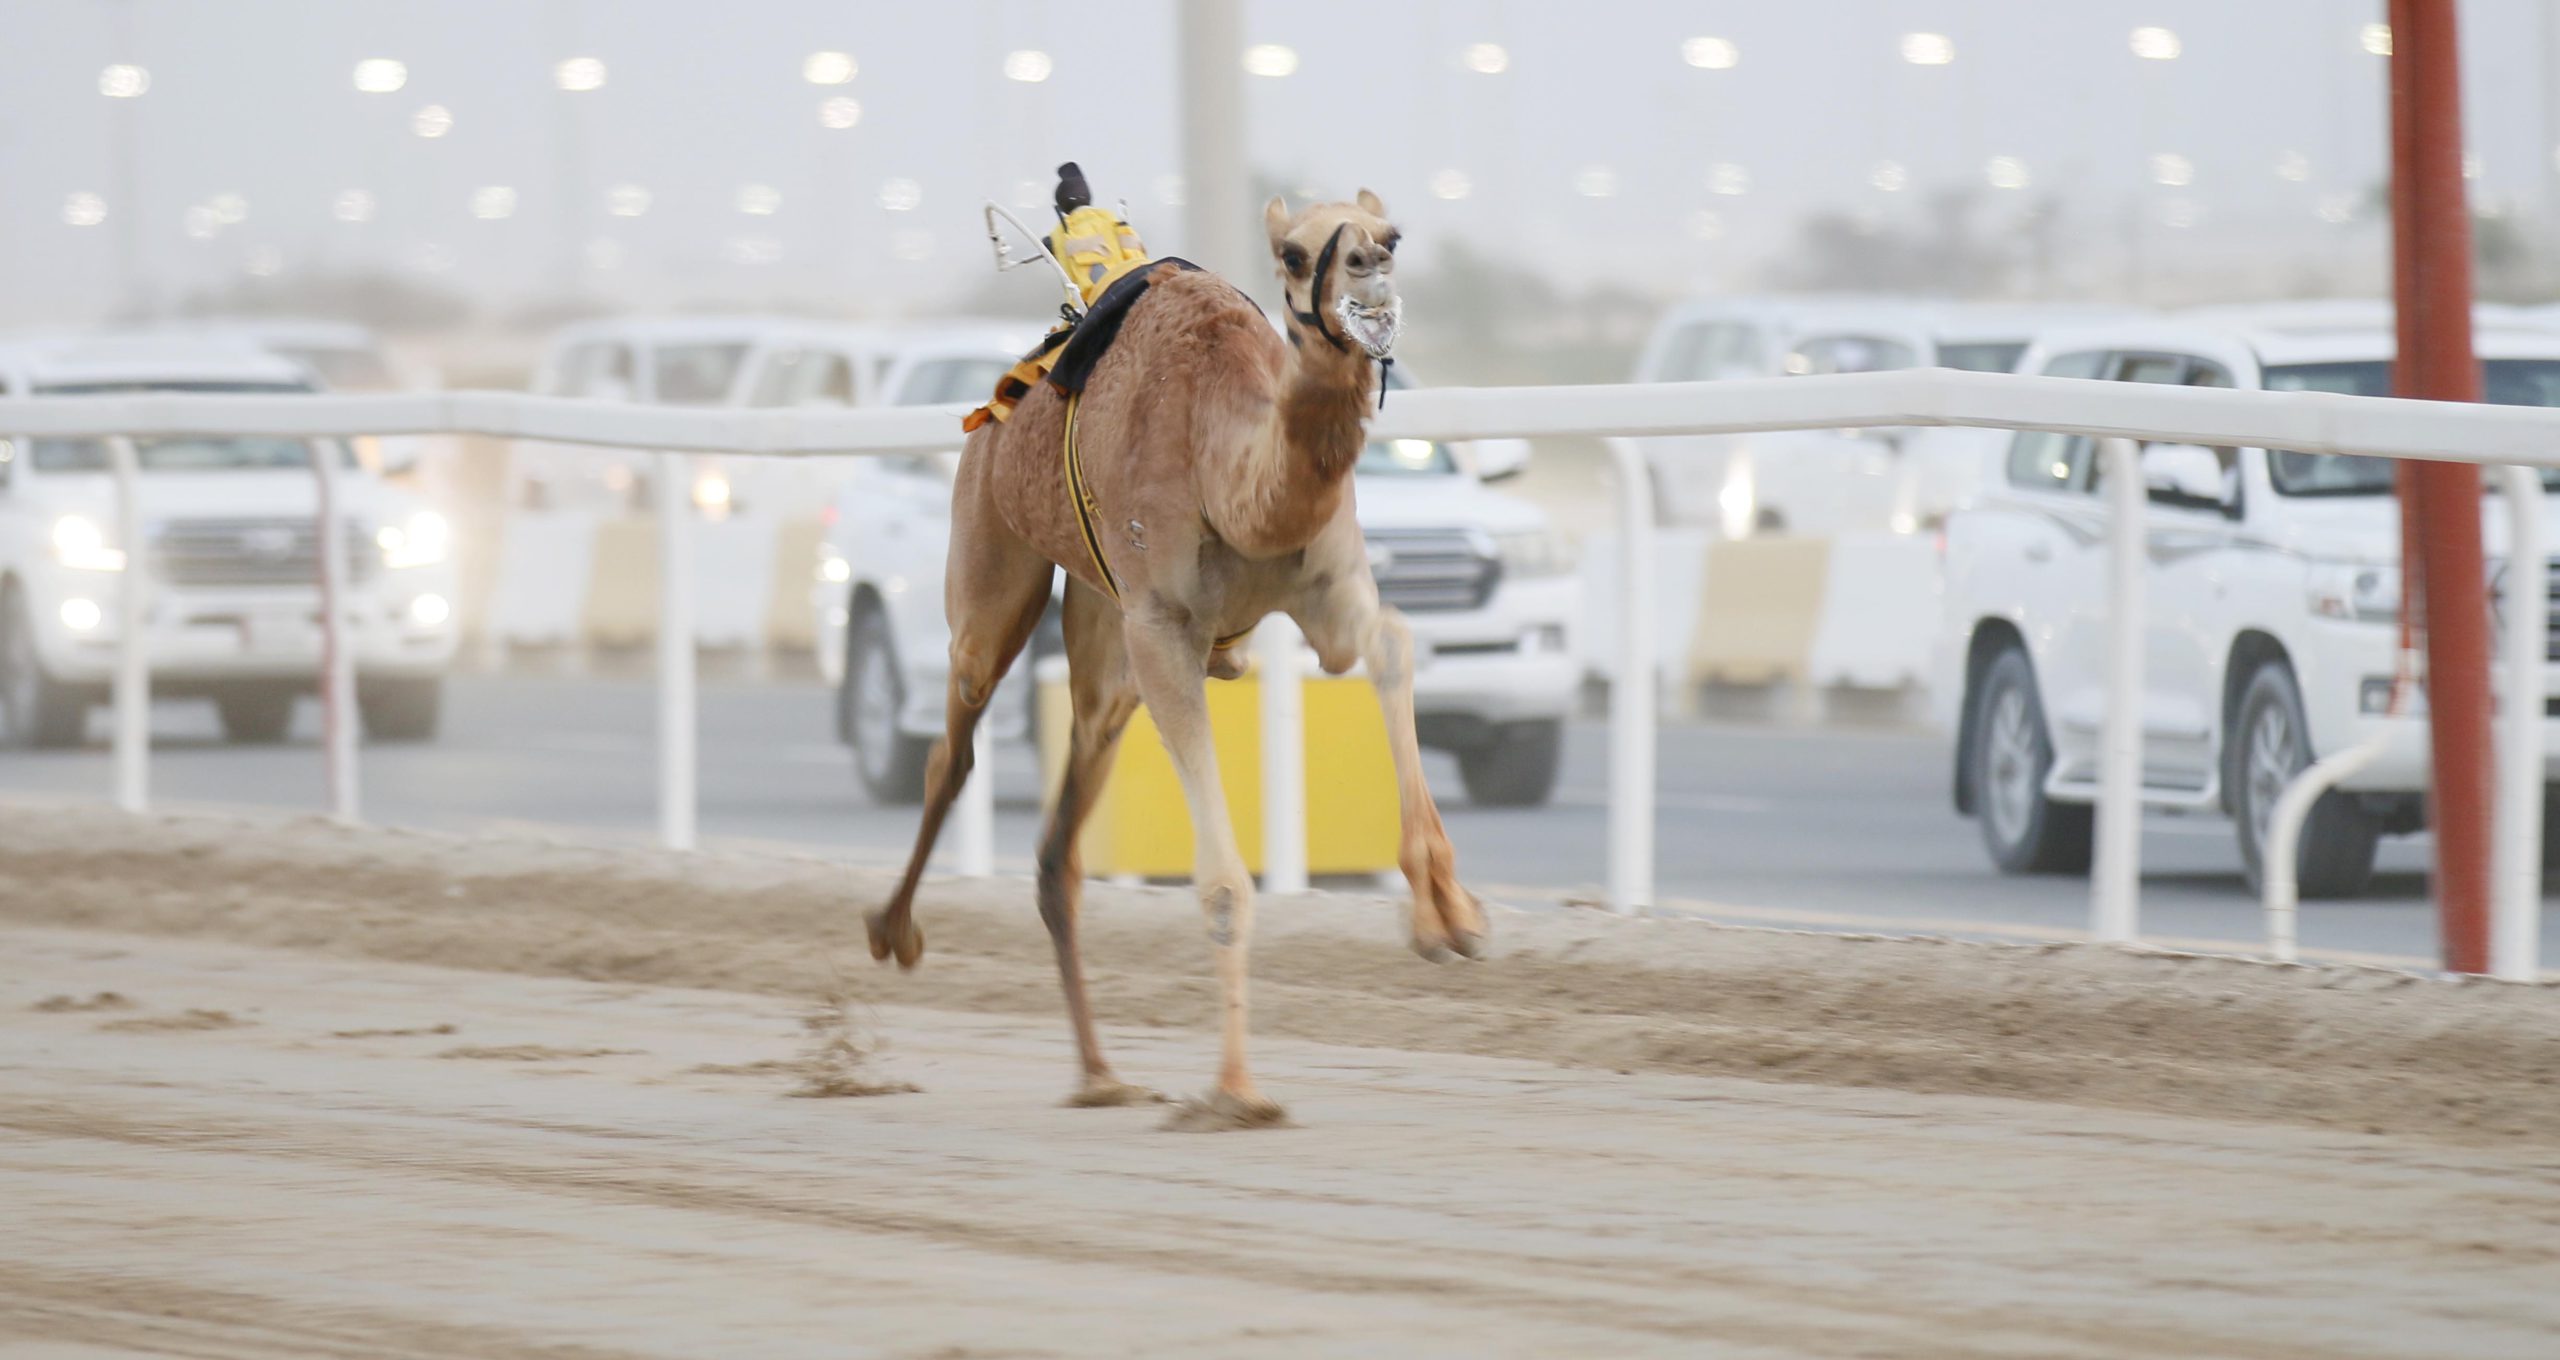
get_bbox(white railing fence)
[6,367,2551,976]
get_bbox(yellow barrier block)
[582,517,661,649]
[1036,663,1400,878]
[1689,536,1831,686]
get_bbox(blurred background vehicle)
[0,334,457,745]
[1631,298,2145,538]
[515,315,783,514]
[1940,313,2560,896]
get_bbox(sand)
[4,798,2560,1357]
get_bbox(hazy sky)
[4,0,2556,325]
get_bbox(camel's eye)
[1379,231,1401,255]
[1280,243,1310,278]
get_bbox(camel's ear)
[1263,196,1293,256]
[1355,188,1388,218]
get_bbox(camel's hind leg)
[867,529,1053,970]
[1296,581,1488,962]
[1122,609,1285,1127]
[1040,580,1153,1106]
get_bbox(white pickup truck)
[0,335,458,746]
[803,342,1581,807]
[1939,316,2560,896]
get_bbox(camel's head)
[1265,190,1402,361]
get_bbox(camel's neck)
[1273,336,1374,486]
[1202,325,1379,558]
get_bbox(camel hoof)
[1066,1078,1166,1109]
[1410,931,1455,963]
[1162,1089,1292,1132]
[864,909,924,970]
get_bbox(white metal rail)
[7,369,2554,966]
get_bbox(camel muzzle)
[1335,293,1403,362]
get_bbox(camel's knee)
[1199,878,1255,949]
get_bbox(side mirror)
[2144,442,2230,509]
[377,436,424,476]
[1470,438,1531,483]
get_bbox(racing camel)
[868,189,1487,1127]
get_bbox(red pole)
[2388,0,2496,974]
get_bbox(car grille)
[152,517,376,587]
[2548,558,2560,663]
[1368,528,1498,613]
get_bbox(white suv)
[0,336,459,746]
[810,354,1581,807]
[1939,317,2560,895]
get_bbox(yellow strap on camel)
[1061,391,1251,651]
[1062,392,1118,603]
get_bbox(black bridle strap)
[1288,223,1352,353]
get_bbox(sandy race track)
[5,801,2560,1358]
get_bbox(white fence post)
[2493,464,2547,981]
[2092,437,2144,943]
[2263,735,2390,963]
[1605,438,1657,914]
[312,437,359,823]
[654,450,697,851]
[1258,617,1309,895]
[107,436,148,813]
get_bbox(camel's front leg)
[1122,613,1286,1128]
[1360,608,1489,960]
[1298,577,1488,962]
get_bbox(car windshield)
[280,346,396,391]
[895,358,1013,406]
[30,434,346,473]
[1937,341,2026,373]
[1785,333,1918,375]
[25,380,352,471]
[1356,437,1457,477]
[654,342,749,404]
[2263,360,2560,494]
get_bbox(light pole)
[1177,0,1251,281]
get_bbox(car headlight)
[2307,561,2399,623]
[816,546,852,584]
[1492,529,1574,579]
[376,510,451,569]
[51,514,126,571]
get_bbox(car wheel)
[0,584,89,749]
[2232,662,2378,899]
[1457,719,1563,807]
[216,686,297,744]
[846,607,928,805]
[359,677,443,742]
[1971,646,2093,874]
